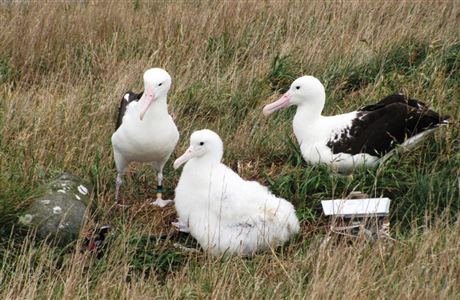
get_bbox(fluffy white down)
[174,132,299,256]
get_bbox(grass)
[0,1,459,298]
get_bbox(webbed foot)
[172,219,190,233]
[150,197,173,207]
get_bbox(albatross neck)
[139,94,169,118]
[187,150,224,171]
[293,95,325,123]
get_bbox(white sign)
[321,198,391,217]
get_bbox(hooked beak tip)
[262,93,291,116]
[174,148,194,169]
[262,107,272,116]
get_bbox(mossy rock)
[18,173,92,247]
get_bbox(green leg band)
[156,185,163,199]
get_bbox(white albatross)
[111,68,179,207]
[263,76,449,173]
[172,129,299,256]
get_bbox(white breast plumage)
[173,129,300,256]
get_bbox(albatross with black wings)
[111,68,179,206]
[263,76,449,173]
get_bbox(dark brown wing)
[327,94,448,156]
[359,94,428,112]
[115,91,143,130]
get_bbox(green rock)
[18,173,92,247]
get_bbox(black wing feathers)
[359,94,428,112]
[327,94,448,156]
[115,91,143,130]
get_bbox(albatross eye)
[199,142,205,146]
[295,86,300,90]
[158,83,163,86]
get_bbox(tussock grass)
[0,1,459,298]
[1,216,459,298]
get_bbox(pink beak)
[173,146,195,169]
[262,92,292,116]
[139,87,155,120]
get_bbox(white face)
[143,68,172,99]
[173,129,223,169]
[288,76,324,105]
[139,68,172,120]
[262,75,325,115]
[187,132,212,158]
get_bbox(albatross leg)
[115,174,123,203]
[150,163,173,207]
[114,151,129,206]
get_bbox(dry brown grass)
[1,1,457,185]
[1,1,459,298]
[1,216,459,298]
